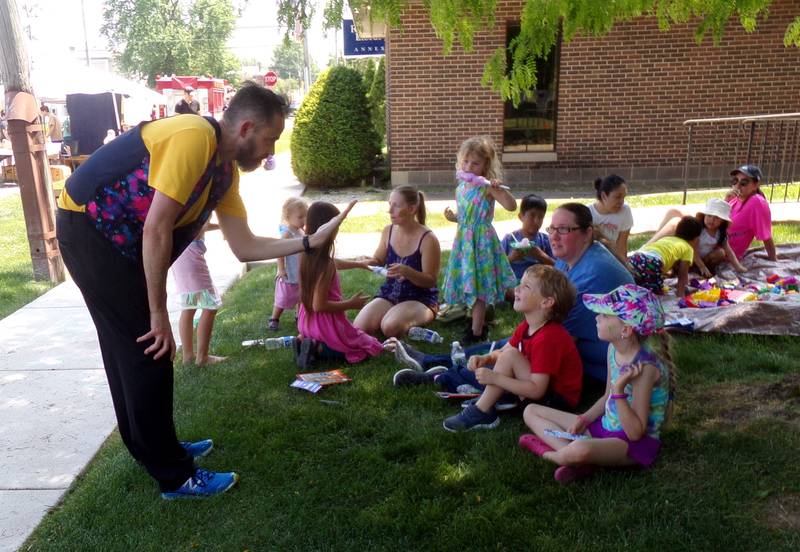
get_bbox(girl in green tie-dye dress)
[442,136,518,343]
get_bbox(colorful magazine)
[295,369,352,385]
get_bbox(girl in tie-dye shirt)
[520,284,675,485]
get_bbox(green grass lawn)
[24,241,800,551]
[0,195,56,319]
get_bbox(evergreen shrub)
[291,66,379,188]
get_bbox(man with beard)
[55,83,354,499]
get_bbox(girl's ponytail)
[416,191,427,225]
[655,331,678,426]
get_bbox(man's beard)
[236,140,263,172]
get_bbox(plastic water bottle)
[369,265,388,277]
[450,341,466,368]
[242,336,296,349]
[408,326,444,344]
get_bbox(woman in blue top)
[353,186,441,338]
[547,203,634,381]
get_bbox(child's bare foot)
[181,355,196,365]
[196,355,228,366]
[382,337,399,352]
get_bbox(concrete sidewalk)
[0,160,798,550]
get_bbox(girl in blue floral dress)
[442,136,518,343]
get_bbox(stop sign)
[265,71,278,87]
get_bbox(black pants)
[57,209,194,491]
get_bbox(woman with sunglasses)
[726,165,777,261]
[548,203,634,383]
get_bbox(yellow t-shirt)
[57,115,245,227]
[640,236,694,272]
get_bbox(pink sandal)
[518,434,554,457]
[553,465,597,485]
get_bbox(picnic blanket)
[660,243,800,336]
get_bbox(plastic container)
[450,341,466,368]
[368,265,388,277]
[408,326,444,344]
[242,336,296,349]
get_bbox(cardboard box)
[2,164,17,182]
[50,164,71,181]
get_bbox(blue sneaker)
[443,404,499,432]
[161,468,239,500]
[180,439,214,458]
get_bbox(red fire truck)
[155,76,227,118]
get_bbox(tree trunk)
[0,0,65,282]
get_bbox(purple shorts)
[587,417,661,468]
[274,278,300,310]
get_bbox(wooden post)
[1,0,65,282]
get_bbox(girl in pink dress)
[297,202,389,367]
[171,222,226,366]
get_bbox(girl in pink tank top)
[297,202,390,366]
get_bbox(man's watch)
[302,235,312,253]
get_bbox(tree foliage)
[270,39,318,82]
[277,0,798,105]
[101,0,240,86]
[368,57,386,147]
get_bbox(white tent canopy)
[29,57,165,125]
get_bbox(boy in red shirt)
[443,265,583,432]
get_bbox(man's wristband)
[302,235,312,253]
[610,393,628,400]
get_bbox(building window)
[503,25,560,152]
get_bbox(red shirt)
[508,320,583,407]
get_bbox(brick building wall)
[387,0,800,190]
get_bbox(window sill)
[502,152,558,163]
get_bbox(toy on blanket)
[679,286,757,308]
[767,275,798,293]
[746,275,799,297]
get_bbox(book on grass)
[296,369,352,385]
[291,369,352,393]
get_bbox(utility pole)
[80,0,90,67]
[0,0,65,282]
[302,28,310,94]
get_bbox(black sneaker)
[460,324,487,345]
[295,338,317,370]
[393,366,448,387]
[394,340,427,372]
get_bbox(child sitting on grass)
[296,201,392,368]
[627,216,703,297]
[441,265,582,432]
[501,193,554,302]
[520,283,674,484]
[394,265,583,431]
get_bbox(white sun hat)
[698,198,732,222]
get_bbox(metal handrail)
[683,113,800,125]
[683,113,800,204]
